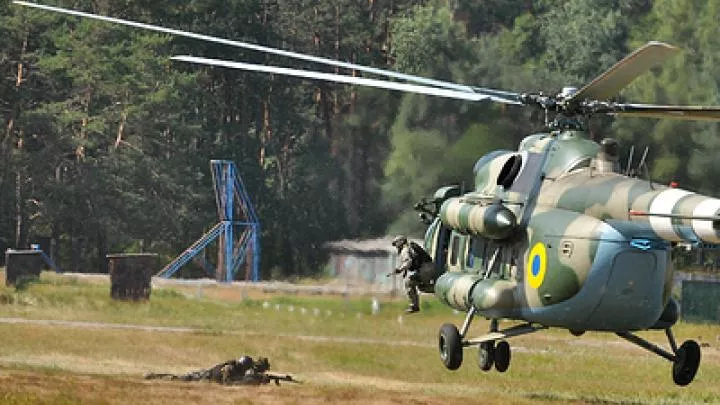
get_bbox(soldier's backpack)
[408,241,439,293]
[409,241,432,268]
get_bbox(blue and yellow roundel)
[527,242,547,289]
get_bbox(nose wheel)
[439,323,463,370]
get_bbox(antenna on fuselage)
[625,145,635,176]
[637,146,655,189]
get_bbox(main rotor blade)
[610,104,720,121]
[569,41,680,102]
[14,0,492,95]
[172,56,522,104]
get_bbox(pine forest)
[1,0,719,278]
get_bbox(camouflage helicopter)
[16,1,720,387]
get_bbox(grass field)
[0,271,718,404]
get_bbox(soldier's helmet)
[391,235,407,248]
[237,356,254,370]
[254,357,270,373]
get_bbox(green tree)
[615,0,720,189]
[383,3,516,235]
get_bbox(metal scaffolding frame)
[157,160,260,281]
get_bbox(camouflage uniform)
[234,356,272,385]
[145,356,261,384]
[218,356,255,384]
[393,235,421,313]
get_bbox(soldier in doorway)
[391,235,431,313]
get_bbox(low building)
[324,237,420,293]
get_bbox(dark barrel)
[107,253,158,300]
[5,249,43,287]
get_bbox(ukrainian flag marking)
[527,242,547,289]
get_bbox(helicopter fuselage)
[426,130,719,332]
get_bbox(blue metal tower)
[157,160,260,282]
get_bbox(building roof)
[324,237,421,254]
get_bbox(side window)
[501,248,517,279]
[510,248,521,281]
[449,235,460,266]
[466,240,474,267]
[467,237,486,270]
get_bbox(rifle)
[144,372,176,380]
[265,373,300,385]
[386,268,406,278]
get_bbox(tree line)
[0,0,718,278]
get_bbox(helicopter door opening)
[418,218,450,293]
[425,217,451,272]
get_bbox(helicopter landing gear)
[672,340,701,386]
[494,340,511,372]
[616,328,701,386]
[439,323,463,370]
[569,329,585,337]
[477,341,493,371]
[437,309,544,373]
[477,340,511,372]
[438,306,478,370]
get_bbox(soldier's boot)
[405,306,419,313]
[405,287,420,313]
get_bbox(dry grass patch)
[0,272,718,404]
[0,369,522,405]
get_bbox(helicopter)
[15,1,720,387]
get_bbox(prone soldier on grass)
[144,355,297,385]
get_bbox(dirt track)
[1,316,716,360]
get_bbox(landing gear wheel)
[477,341,495,371]
[439,323,463,370]
[494,340,511,372]
[672,340,701,386]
